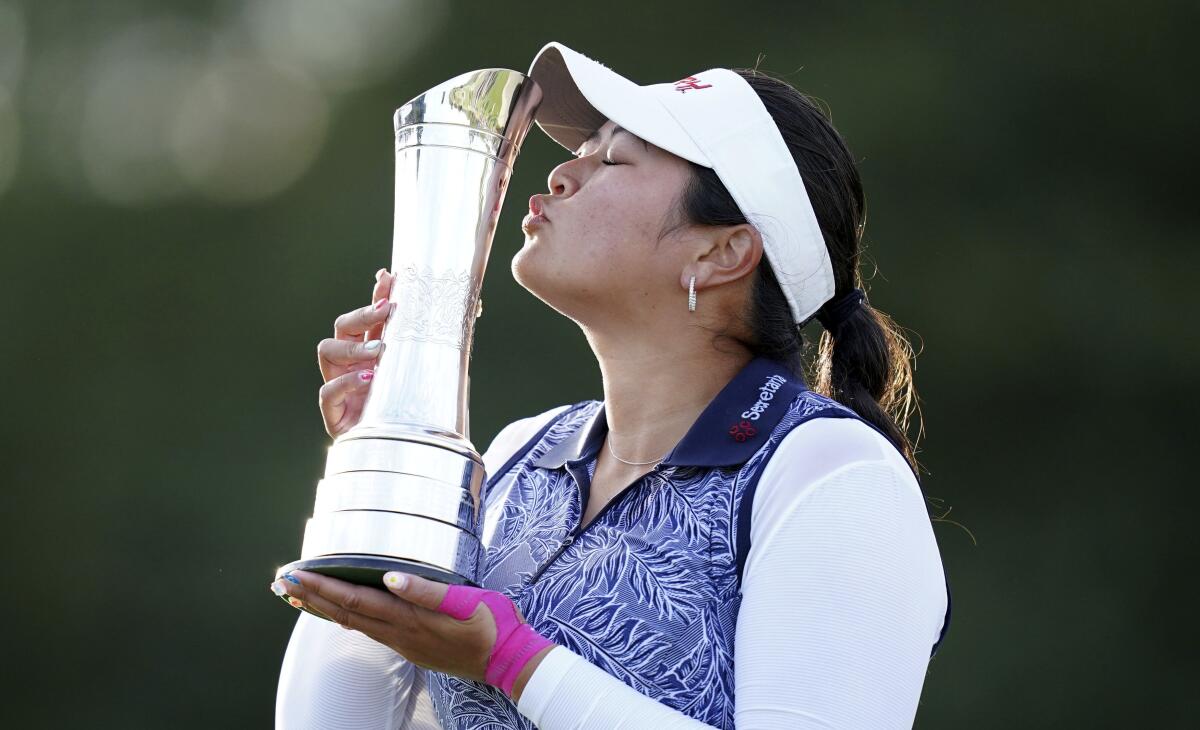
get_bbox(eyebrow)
[577,124,649,156]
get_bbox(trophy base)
[274,554,478,621]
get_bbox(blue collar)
[531,356,808,469]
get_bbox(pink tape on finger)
[436,583,556,697]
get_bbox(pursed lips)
[528,195,550,220]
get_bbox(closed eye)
[601,159,619,166]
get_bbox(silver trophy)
[275,69,543,611]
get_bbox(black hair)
[664,67,925,476]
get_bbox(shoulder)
[480,401,594,476]
[741,415,949,656]
[748,415,932,569]
[764,411,907,487]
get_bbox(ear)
[682,224,763,292]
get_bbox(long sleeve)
[516,417,949,729]
[274,404,570,729]
[275,612,426,729]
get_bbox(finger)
[371,268,394,303]
[334,297,392,342]
[304,603,338,623]
[285,570,404,624]
[382,572,450,613]
[300,591,393,634]
[319,369,374,436]
[366,270,396,343]
[271,577,336,620]
[279,579,395,636]
[317,337,384,382]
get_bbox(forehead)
[575,121,649,156]
[594,119,619,135]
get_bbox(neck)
[582,326,751,464]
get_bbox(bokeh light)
[77,17,210,205]
[0,0,27,196]
[238,0,450,93]
[168,57,328,204]
[6,0,448,206]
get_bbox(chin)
[511,243,552,293]
[510,248,585,320]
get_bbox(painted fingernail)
[359,370,374,383]
[384,572,408,589]
[270,580,287,596]
[282,573,301,585]
[363,339,381,352]
[288,597,304,609]
[374,297,389,310]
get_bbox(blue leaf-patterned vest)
[427,356,951,729]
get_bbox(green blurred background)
[2,0,1193,726]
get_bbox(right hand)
[317,268,395,438]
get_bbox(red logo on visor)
[674,75,713,93]
[728,420,758,442]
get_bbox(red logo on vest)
[674,75,713,94]
[728,420,758,442]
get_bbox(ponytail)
[672,67,926,477]
[809,287,923,475]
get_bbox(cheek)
[518,176,679,279]
[577,195,666,259]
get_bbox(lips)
[528,195,549,220]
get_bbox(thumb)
[383,571,448,612]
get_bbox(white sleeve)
[273,404,573,729]
[516,418,948,730]
[734,418,948,728]
[275,612,425,729]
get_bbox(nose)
[545,158,579,199]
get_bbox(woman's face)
[511,120,696,327]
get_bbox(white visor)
[526,41,836,326]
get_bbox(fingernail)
[363,339,381,352]
[375,268,386,281]
[384,572,408,590]
[374,298,389,310]
[282,573,300,585]
[270,580,287,596]
[288,597,304,609]
[359,370,374,383]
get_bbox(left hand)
[271,570,501,685]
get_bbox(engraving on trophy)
[387,264,479,350]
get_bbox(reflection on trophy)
[274,69,543,614]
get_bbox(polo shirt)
[275,356,951,729]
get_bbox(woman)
[272,42,951,729]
